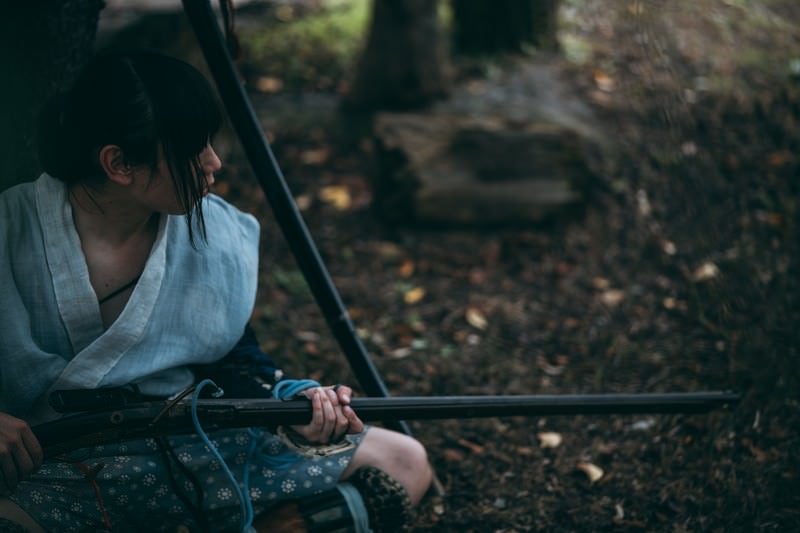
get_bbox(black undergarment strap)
[98,275,141,305]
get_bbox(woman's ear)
[98,145,133,185]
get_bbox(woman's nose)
[202,145,222,174]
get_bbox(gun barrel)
[33,391,739,457]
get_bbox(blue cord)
[191,379,256,533]
[272,378,321,400]
[190,378,322,531]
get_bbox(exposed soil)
[119,1,800,530]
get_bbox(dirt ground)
[152,1,800,531]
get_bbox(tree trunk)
[343,0,449,111]
[0,0,103,192]
[452,0,560,56]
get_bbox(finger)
[0,451,19,492]
[335,386,353,406]
[318,389,336,441]
[333,408,350,440]
[325,388,340,408]
[20,426,43,470]
[10,443,34,481]
[343,406,364,434]
[293,389,323,441]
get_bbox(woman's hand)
[290,385,364,444]
[0,412,43,495]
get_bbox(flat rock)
[371,59,609,225]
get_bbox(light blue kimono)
[0,173,259,423]
[1,175,363,532]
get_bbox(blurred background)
[2,1,798,530]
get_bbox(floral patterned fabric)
[11,427,366,532]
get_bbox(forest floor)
[118,0,800,530]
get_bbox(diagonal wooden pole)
[180,0,410,437]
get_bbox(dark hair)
[37,50,222,242]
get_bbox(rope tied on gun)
[190,379,255,533]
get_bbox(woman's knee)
[344,428,432,504]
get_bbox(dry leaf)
[691,262,719,282]
[443,448,465,462]
[592,277,611,290]
[767,150,792,166]
[389,347,412,359]
[593,69,615,92]
[433,503,445,515]
[600,289,625,307]
[374,241,404,260]
[466,307,488,330]
[457,438,485,455]
[255,76,283,93]
[537,432,563,448]
[300,148,330,166]
[662,297,676,310]
[294,194,312,211]
[661,240,677,255]
[319,186,351,210]
[576,462,604,483]
[398,259,415,278]
[403,287,425,305]
[613,503,625,523]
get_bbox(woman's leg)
[0,499,43,533]
[339,427,432,505]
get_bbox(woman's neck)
[68,183,159,245]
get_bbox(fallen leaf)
[300,148,330,166]
[466,307,488,330]
[492,497,507,509]
[537,432,563,448]
[576,462,604,483]
[255,76,283,93]
[592,277,611,290]
[681,141,698,156]
[294,194,312,211]
[691,262,719,282]
[443,448,465,462]
[767,150,792,166]
[432,503,445,515]
[661,240,677,255]
[741,437,769,462]
[537,356,566,376]
[457,438,485,454]
[389,347,412,359]
[398,259,415,278]
[636,189,651,216]
[631,418,656,431]
[403,287,425,304]
[613,503,625,523]
[600,289,625,307]
[296,331,320,343]
[593,69,615,92]
[318,186,351,210]
[374,241,404,259]
[662,297,676,310]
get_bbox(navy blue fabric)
[193,324,283,399]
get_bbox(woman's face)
[133,144,222,215]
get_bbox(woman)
[0,50,430,532]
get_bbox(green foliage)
[240,0,370,91]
